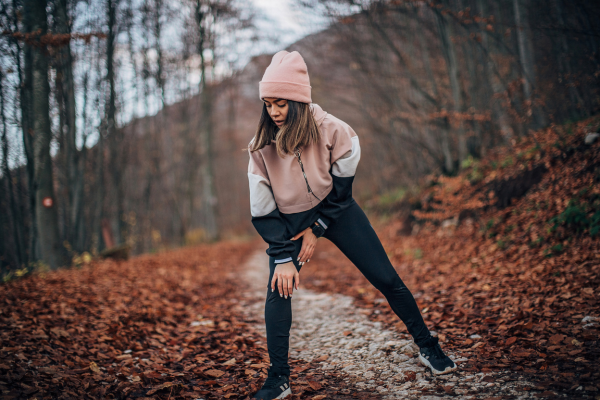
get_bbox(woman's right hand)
[271,261,299,299]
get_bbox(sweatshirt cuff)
[273,252,294,264]
[317,215,331,229]
[311,215,331,238]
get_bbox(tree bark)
[18,0,38,264]
[26,0,67,269]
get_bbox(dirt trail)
[238,247,539,399]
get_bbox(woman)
[247,50,456,400]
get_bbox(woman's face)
[263,97,288,127]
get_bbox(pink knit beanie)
[259,50,312,103]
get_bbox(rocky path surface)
[239,248,540,399]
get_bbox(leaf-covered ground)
[0,240,369,399]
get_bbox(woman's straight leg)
[264,238,303,376]
[323,199,432,347]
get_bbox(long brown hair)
[247,101,320,158]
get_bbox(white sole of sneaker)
[419,354,457,375]
[276,388,292,399]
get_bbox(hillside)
[301,114,600,397]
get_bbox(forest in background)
[1,0,599,274]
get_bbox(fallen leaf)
[89,362,101,374]
[147,382,177,395]
[39,367,57,375]
[222,358,236,366]
[404,371,416,381]
[549,334,566,345]
[205,369,225,378]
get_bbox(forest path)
[238,247,536,399]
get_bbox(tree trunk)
[1,67,25,267]
[195,0,218,241]
[477,0,513,144]
[417,28,453,173]
[54,0,85,252]
[513,0,546,129]
[513,0,532,99]
[199,50,219,241]
[153,0,165,106]
[9,0,28,266]
[92,36,106,254]
[76,71,91,251]
[106,0,125,246]
[553,0,586,120]
[26,0,67,269]
[435,4,466,170]
[18,0,38,264]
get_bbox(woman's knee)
[372,271,406,294]
[266,288,293,307]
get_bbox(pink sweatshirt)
[247,103,361,263]
[248,103,360,215]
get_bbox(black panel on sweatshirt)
[251,170,355,261]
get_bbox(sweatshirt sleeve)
[311,119,361,237]
[248,144,296,264]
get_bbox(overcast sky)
[250,0,328,54]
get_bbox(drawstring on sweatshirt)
[294,147,322,202]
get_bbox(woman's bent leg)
[264,238,303,376]
[323,199,431,347]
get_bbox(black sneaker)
[418,336,457,375]
[252,367,292,400]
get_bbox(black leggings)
[264,199,431,375]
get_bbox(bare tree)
[513,0,545,129]
[25,0,68,268]
[1,64,25,268]
[106,0,126,247]
[434,1,467,167]
[194,0,219,241]
[53,0,88,253]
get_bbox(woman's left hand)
[290,227,317,265]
